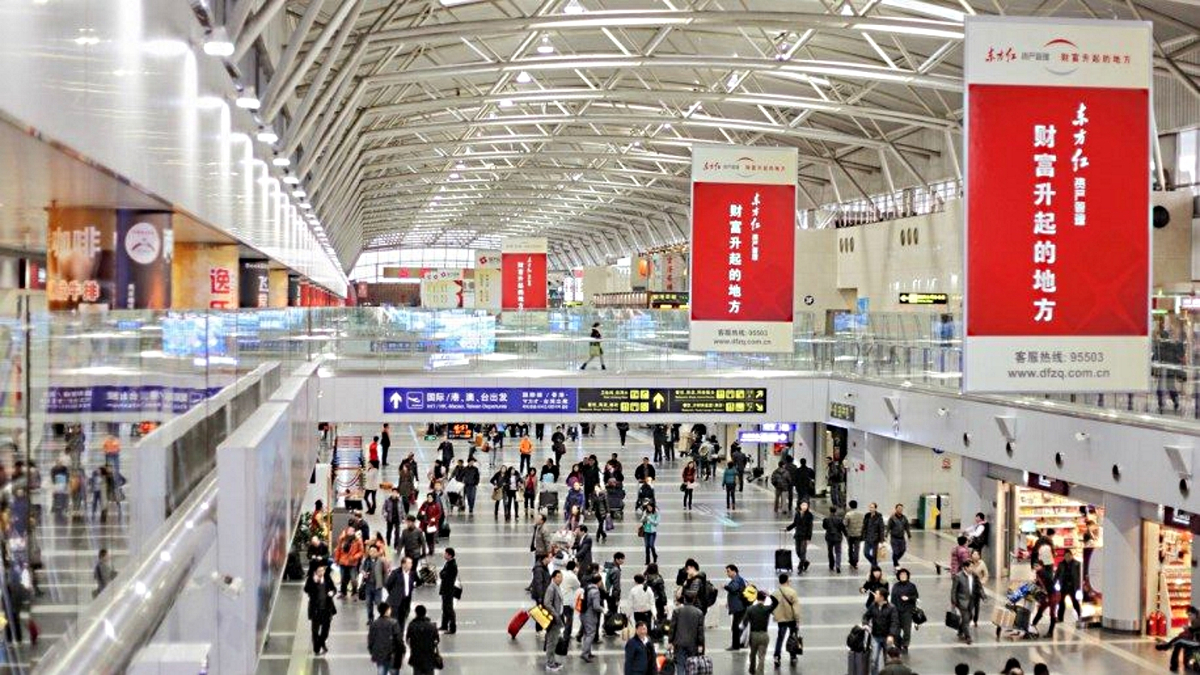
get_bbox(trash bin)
[918,493,951,530]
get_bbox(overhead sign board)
[737,430,789,444]
[577,388,668,414]
[899,292,949,305]
[670,388,766,413]
[383,387,576,414]
[761,423,794,432]
[828,402,856,423]
[963,17,1152,392]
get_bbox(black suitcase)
[603,612,628,636]
[848,651,870,675]
[540,490,559,515]
[775,533,793,572]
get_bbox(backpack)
[770,470,787,490]
[847,625,869,652]
[702,577,718,609]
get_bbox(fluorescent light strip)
[880,0,966,21]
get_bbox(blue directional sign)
[383,387,577,414]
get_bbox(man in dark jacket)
[575,526,594,570]
[406,605,440,674]
[530,552,553,630]
[437,436,454,467]
[624,621,659,675]
[384,556,417,631]
[438,548,458,634]
[793,458,815,503]
[863,589,900,674]
[305,563,337,655]
[822,505,847,574]
[669,597,706,666]
[634,458,657,484]
[723,564,749,650]
[951,560,984,644]
[1054,549,1083,624]
[384,488,403,549]
[368,603,403,673]
[461,458,481,514]
[886,504,912,569]
[785,502,815,573]
[731,443,748,491]
[652,425,667,462]
[770,462,793,514]
[862,502,886,567]
[401,516,425,569]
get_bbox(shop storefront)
[1144,507,1197,633]
[996,473,1104,624]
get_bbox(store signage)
[829,402,856,423]
[963,17,1152,393]
[649,292,689,307]
[898,292,949,306]
[690,146,797,353]
[737,430,790,444]
[762,423,795,432]
[501,237,548,311]
[1162,507,1200,535]
[447,423,475,440]
[1026,472,1071,497]
[383,387,576,414]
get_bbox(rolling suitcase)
[774,532,792,573]
[507,609,530,639]
[539,490,559,515]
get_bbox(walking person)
[823,505,847,574]
[794,458,815,504]
[561,560,581,642]
[771,574,801,668]
[417,493,443,556]
[398,465,416,516]
[770,461,793,514]
[863,502,885,568]
[640,503,660,565]
[334,527,364,599]
[604,552,625,615]
[891,568,919,652]
[461,458,480,515]
[731,442,748,492]
[384,556,417,632]
[681,461,697,511]
[305,563,337,655]
[405,605,440,675]
[362,544,388,624]
[845,500,865,571]
[1054,549,1083,626]
[617,422,630,447]
[785,501,814,574]
[669,596,706,666]
[520,434,535,474]
[827,453,848,509]
[593,485,610,543]
[745,590,773,675]
[438,548,458,634]
[1030,560,1059,638]
[722,461,738,510]
[860,566,890,610]
[623,621,658,675]
[580,573,604,662]
[886,504,912,570]
[523,469,538,515]
[384,488,403,549]
[368,603,403,675]
[723,564,749,651]
[950,559,984,644]
[543,570,566,672]
[400,516,425,569]
[969,549,989,626]
[580,322,607,370]
[863,589,900,675]
[94,548,116,596]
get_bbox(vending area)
[1143,507,1196,635]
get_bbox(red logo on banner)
[690,182,795,322]
[967,84,1148,337]
[501,252,547,310]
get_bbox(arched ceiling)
[235,0,1200,269]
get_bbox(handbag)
[492,486,503,501]
[555,635,570,656]
[944,609,962,631]
[530,604,554,630]
[680,482,687,493]
[912,607,927,625]
[742,584,758,603]
[686,654,714,675]
[786,633,803,655]
[605,514,615,532]
[433,651,444,669]
[637,527,645,538]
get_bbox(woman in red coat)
[417,493,443,556]
[681,461,698,511]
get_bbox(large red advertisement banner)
[501,237,548,311]
[690,147,797,352]
[963,17,1152,392]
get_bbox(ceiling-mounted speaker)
[1153,204,1170,229]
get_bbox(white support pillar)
[1100,493,1142,632]
[959,456,989,528]
[854,431,902,512]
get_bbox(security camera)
[1074,432,1089,442]
[211,572,245,599]
[936,407,948,417]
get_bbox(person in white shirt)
[560,560,581,640]
[629,574,656,630]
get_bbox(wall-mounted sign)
[1162,507,1200,535]
[761,423,795,432]
[384,387,576,414]
[649,292,689,308]
[829,402,856,423]
[737,430,789,444]
[899,292,949,305]
[1026,472,1071,497]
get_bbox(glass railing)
[3,303,1196,668]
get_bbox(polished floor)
[262,425,1173,675]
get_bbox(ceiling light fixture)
[272,157,291,167]
[498,99,513,108]
[256,129,279,144]
[202,28,235,57]
[857,22,963,39]
[449,172,460,179]
[293,190,307,198]
[563,0,585,14]
[537,36,555,54]
[235,95,260,110]
[516,70,533,84]
[282,175,300,185]
[880,0,966,21]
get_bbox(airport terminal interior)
[1,0,1200,674]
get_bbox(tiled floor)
[262,425,1174,675]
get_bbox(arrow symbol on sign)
[389,392,401,410]
[652,392,665,410]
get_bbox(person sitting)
[1157,605,1200,672]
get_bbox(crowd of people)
[305,422,1113,674]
